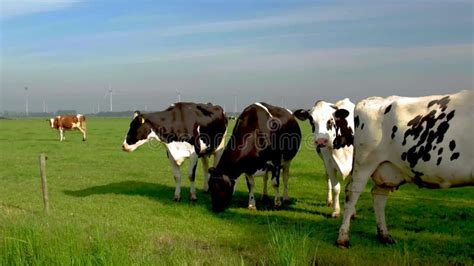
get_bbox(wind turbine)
[24,87,30,116]
[176,89,182,102]
[103,84,114,112]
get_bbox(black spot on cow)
[333,109,353,149]
[427,96,450,111]
[422,152,431,162]
[408,115,423,127]
[401,98,455,168]
[435,122,450,144]
[450,152,460,161]
[449,140,456,151]
[354,115,360,129]
[391,126,398,139]
[446,110,455,121]
[361,123,364,130]
[437,157,442,165]
[384,104,392,114]
[401,152,407,161]
[326,119,334,131]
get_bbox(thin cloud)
[210,43,474,73]
[160,5,384,36]
[0,0,79,20]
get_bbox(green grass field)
[1,118,473,265]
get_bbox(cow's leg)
[78,127,86,141]
[271,165,282,209]
[326,175,333,207]
[282,161,290,202]
[168,154,182,201]
[201,155,210,192]
[245,174,257,210]
[262,170,269,201]
[372,185,394,244]
[336,166,372,248]
[328,168,341,218]
[187,153,199,201]
[59,128,65,141]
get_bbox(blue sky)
[1,0,473,113]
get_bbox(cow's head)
[122,111,158,152]
[208,167,235,212]
[48,118,55,128]
[294,100,354,150]
[47,117,60,128]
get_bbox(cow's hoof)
[377,234,396,245]
[327,201,333,207]
[190,195,197,202]
[173,196,181,202]
[202,187,209,193]
[336,239,349,248]
[274,203,282,210]
[331,212,340,218]
[248,205,257,211]
[283,196,289,203]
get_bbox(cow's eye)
[326,120,334,130]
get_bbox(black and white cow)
[336,90,473,247]
[294,98,355,218]
[208,102,302,212]
[122,102,228,201]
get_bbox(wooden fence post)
[39,153,49,213]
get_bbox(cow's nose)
[315,138,328,147]
[122,144,127,151]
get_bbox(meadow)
[0,118,473,265]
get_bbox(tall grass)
[267,222,317,266]
[1,215,128,266]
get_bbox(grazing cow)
[336,90,474,247]
[122,102,228,201]
[48,114,87,141]
[208,102,301,212]
[294,98,355,218]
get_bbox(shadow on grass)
[63,180,298,211]
[64,180,184,203]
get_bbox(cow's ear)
[293,109,310,121]
[133,111,141,118]
[334,109,349,120]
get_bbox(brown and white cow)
[48,114,87,141]
[294,98,355,218]
[335,90,473,247]
[122,102,228,201]
[208,102,302,212]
